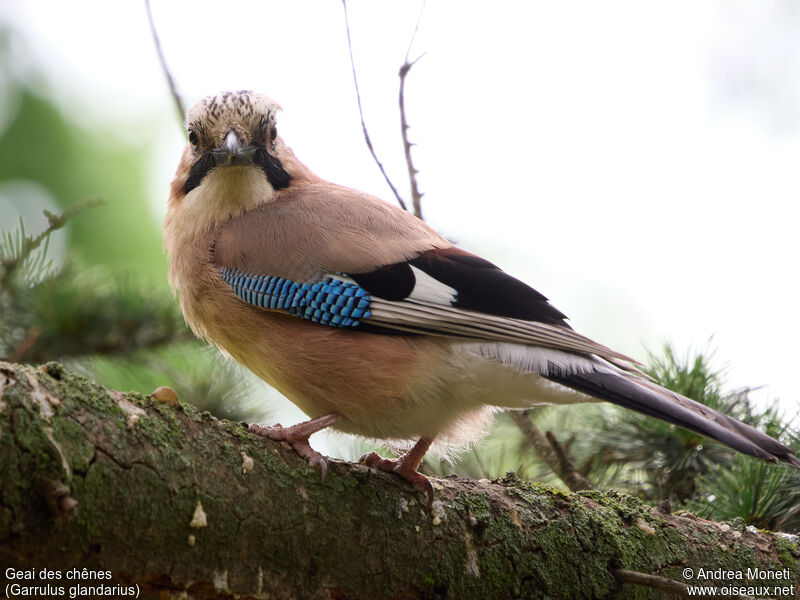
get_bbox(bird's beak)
[212,130,257,166]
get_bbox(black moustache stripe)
[182,148,292,194]
[183,152,216,194]
[254,148,291,190]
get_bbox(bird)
[164,90,799,508]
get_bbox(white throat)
[178,166,275,238]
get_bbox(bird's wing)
[213,183,800,467]
[213,183,639,372]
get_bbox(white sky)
[2,0,799,418]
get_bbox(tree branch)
[2,361,798,599]
[399,2,426,220]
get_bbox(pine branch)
[0,200,190,364]
[2,265,191,363]
[0,198,102,293]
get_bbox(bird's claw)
[358,451,383,468]
[359,451,435,509]
[249,422,329,482]
[415,477,435,511]
[309,454,329,482]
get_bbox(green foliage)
[83,344,275,425]
[692,454,800,531]
[0,204,186,362]
[16,264,185,361]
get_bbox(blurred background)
[1,1,799,528]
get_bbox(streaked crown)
[186,91,281,150]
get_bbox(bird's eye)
[188,130,199,148]
[270,126,277,143]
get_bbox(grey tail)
[547,371,800,468]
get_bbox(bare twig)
[509,411,593,492]
[614,569,689,597]
[399,1,426,219]
[341,0,408,212]
[545,430,594,489]
[615,569,754,599]
[145,0,186,127]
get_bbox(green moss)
[515,478,571,500]
[174,399,208,423]
[50,416,95,475]
[504,484,570,519]
[40,363,120,416]
[136,413,183,453]
[726,516,747,533]
[577,489,660,524]
[774,535,800,569]
[457,491,491,518]
[42,362,67,380]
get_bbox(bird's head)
[182,90,294,194]
[167,91,314,233]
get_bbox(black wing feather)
[415,248,570,327]
[548,371,800,467]
[351,247,570,327]
[350,263,415,301]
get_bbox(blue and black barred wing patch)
[219,268,372,328]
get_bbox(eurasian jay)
[164,91,799,507]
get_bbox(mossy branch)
[1,361,798,599]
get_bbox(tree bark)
[1,361,798,599]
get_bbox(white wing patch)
[408,266,457,305]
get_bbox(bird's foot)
[248,412,341,481]
[359,437,435,509]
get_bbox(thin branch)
[545,430,594,490]
[399,56,424,220]
[341,0,408,212]
[614,570,689,597]
[614,569,754,599]
[509,411,593,492]
[399,1,426,220]
[145,0,186,128]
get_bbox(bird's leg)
[248,412,342,481]
[360,437,435,509]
